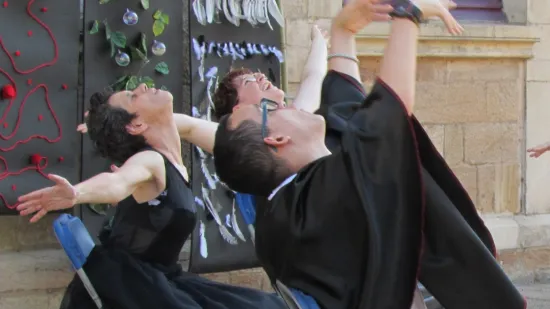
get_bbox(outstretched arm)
[174,114,217,154]
[17,151,164,222]
[527,142,550,158]
[292,25,328,113]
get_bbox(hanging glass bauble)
[122,8,138,25]
[115,50,130,67]
[151,40,166,56]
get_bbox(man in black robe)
[212,0,526,308]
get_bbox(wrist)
[72,184,82,205]
[330,25,356,38]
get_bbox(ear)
[125,119,148,136]
[263,135,290,148]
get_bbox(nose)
[138,83,148,91]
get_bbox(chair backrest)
[53,213,96,269]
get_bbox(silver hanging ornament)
[123,8,139,25]
[115,50,131,67]
[151,40,166,56]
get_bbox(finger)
[16,200,40,211]
[30,209,48,223]
[110,164,120,172]
[372,13,392,22]
[449,1,457,10]
[76,123,88,133]
[48,174,71,187]
[371,4,394,14]
[18,188,47,202]
[20,204,42,216]
[84,111,89,117]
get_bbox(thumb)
[48,174,71,187]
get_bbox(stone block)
[0,290,65,309]
[447,59,521,82]
[517,214,550,248]
[423,125,444,155]
[307,0,341,18]
[528,0,550,24]
[358,57,380,85]
[415,82,487,124]
[449,165,477,202]
[0,215,58,252]
[532,25,550,61]
[481,214,519,250]
[416,59,448,83]
[280,0,308,19]
[284,46,310,83]
[527,60,550,82]
[229,268,269,290]
[477,164,496,213]
[486,81,523,123]
[285,19,312,48]
[0,249,72,293]
[463,122,519,165]
[494,163,521,214]
[443,124,464,166]
[525,82,550,214]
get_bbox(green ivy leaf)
[160,85,168,91]
[139,76,155,88]
[130,47,148,61]
[153,9,162,19]
[102,19,111,40]
[139,32,148,56]
[154,62,169,75]
[110,31,127,48]
[110,41,116,58]
[112,76,129,91]
[126,76,139,90]
[99,0,111,4]
[141,0,149,10]
[89,20,99,34]
[152,20,165,37]
[160,13,170,24]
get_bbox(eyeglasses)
[259,98,279,138]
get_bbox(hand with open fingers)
[527,142,550,158]
[413,0,464,35]
[332,0,394,35]
[16,174,78,223]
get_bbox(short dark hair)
[86,91,148,164]
[213,68,253,119]
[213,115,287,197]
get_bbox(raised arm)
[292,25,328,113]
[17,151,163,222]
[328,1,393,83]
[174,114,217,154]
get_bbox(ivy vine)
[152,10,169,36]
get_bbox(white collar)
[267,174,297,201]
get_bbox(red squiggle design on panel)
[0,0,63,209]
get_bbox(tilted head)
[213,68,286,119]
[213,99,328,197]
[86,83,173,163]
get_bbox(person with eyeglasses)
[211,0,526,309]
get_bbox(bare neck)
[144,121,183,166]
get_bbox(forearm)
[175,114,217,154]
[74,173,133,205]
[301,36,327,80]
[328,26,361,82]
[293,37,327,112]
[378,19,419,114]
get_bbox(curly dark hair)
[86,91,148,164]
[212,68,253,119]
[213,115,288,197]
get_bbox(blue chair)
[53,214,103,309]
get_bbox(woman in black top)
[16,85,285,309]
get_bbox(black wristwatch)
[389,0,424,26]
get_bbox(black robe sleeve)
[321,78,525,309]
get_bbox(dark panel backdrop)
[81,0,186,239]
[188,9,283,273]
[0,0,81,214]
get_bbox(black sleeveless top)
[102,149,196,267]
